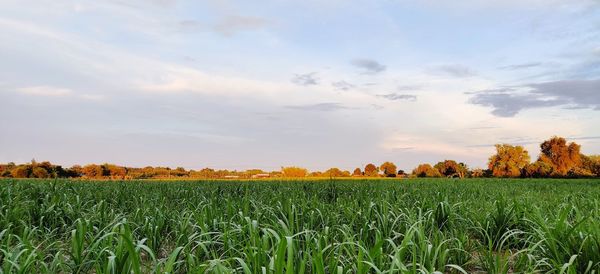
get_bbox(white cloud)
[17,86,71,96]
[381,133,486,158]
[79,94,105,101]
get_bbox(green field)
[1,179,600,273]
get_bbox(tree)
[194,168,216,178]
[470,168,484,178]
[364,163,379,177]
[323,168,349,178]
[82,164,104,178]
[352,168,362,176]
[488,144,530,177]
[103,164,126,178]
[434,160,468,178]
[581,155,600,177]
[244,169,265,178]
[11,165,31,178]
[282,166,308,177]
[66,165,83,177]
[567,167,594,178]
[309,171,323,177]
[412,164,442,177]
[380,162,397,177]
[31,167,49,178]
[523,161,553,178]
[538,136,581,176]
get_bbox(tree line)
[1,136,599,180]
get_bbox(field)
[1,179,600,273]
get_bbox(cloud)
[17,86,72,96]
[429,64,476,77]
[529,79,600,109]
[468,79,600,117]
[377,93,417,101]
[80,94,105,101]
[332,81,355,90]
[350,59,386,74]
[213,15,269,36]
[468,89,561,117]
[371,104,384,110]
[135,67,287,97]
[498,62,543,70]
[291,73,319,86]
[570,136,600,141]
[397,85,422,91]
[285,103,350,111]
[178,20,200,30]
[382,133,482,157]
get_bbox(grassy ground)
[1,178,600,273]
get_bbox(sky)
[1,0,599,171]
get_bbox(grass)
[1,178,600,273]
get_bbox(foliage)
[539,136,581,176]
[1,136,598,180]
[412,164,442,177]
[281,166,308,177]
[434,160,468,178]
[380,162,397,177]
[470,168,485,178]
[322,168,350,178]
[364,163,379,177]
[523,161,553,178]
[488,144,530,177]
[1,178,600,273]
[82,164,105,178]
[580,155,600,177]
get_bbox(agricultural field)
[1,179,600,273]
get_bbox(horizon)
[1,0,600,171]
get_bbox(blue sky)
[1,0,599,171]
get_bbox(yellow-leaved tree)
[488,144,530,177]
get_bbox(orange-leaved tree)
[523,161,553,178]
[488,144,530,177]
[82,164,105,178]
[323,168,349,177]
[434,160,468,178]
[380,162,397,177]
[538,136,581,176]
[412,164,442,177]
[281,166,308,177]
[364,163,379,177]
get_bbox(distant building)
[223,175,240,179]
[251,173,270,179]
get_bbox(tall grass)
[0,178,599,273]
